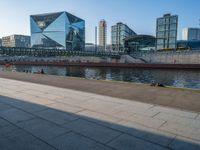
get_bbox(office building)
[99,20,107,51]
[2,35,30,48]
[111,22,136,52]
[30,11,85,51]
[182,28,200,41]
[156,14,178,50]
[0,38,2,46]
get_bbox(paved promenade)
[0,77,200,150]
[1,71,200,112]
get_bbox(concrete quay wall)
[140,52,200,64]
[1,51,200,64]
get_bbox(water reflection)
[1,65,200,90]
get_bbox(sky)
[0,0,200,44]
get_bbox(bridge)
[0,47,121,59]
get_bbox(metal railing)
[0,47,122,59]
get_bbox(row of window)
[157,24,177,31]
[157,44,176,49]
[156,30,177,38]
[156,38,176,45]
[157,16,177,25]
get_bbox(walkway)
[0,77,200,150]
[0,71,200,112]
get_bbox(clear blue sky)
[0,0,200,44]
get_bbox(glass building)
[156,14,178,50]
[182,28,200,41]
[111,22,136,52]
[124,35,156,53]
[30,11,85,51]
[177,40,200,50]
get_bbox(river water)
[1,65,200,90]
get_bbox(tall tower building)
[156,14,178,50]
[99,20,107,51]
[182,28,200,41]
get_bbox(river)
[1,65,200,90]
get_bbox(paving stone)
[115,113,166,129]
[81,99,122,115]
[77,110,122,126]
[55,96,91,107]
[150,106,198,119]
[64,93,92,101]
[28,96,56,105]
[47,102,84,113]
[114,105,159,118]
[119,101,154,110]
[38,93,64,101]
[20,89,46,96]
[0,124,19,137]
[154,112,200,129]
[64,119,122,144]
[0,96,21,105]
[159,122,200,141]
[35,109,79,125]
[0,88,20,95]
[108,134,169,150]
[17,118,69,142]
[0,128,56,150]
[169,136,200,150]
[0,96,47,114]
[0,102,13,112]
[10,92,37,102]
[50,132,113,150]
[0,118,11,128]
[0,108,35,124]
[115,120,176,147]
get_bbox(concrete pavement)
[1,71,200,112]
[0,78,200,150]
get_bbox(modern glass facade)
[177,40,200,50]
[111,22,136,52]
[30,11,85,51]
[124,35,156,53]
[156,14,178,50]
[182,28,200,41]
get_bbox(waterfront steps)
[0,77,200,149]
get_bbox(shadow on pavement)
[0,95,199,150]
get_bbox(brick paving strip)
[0,72,200,149]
